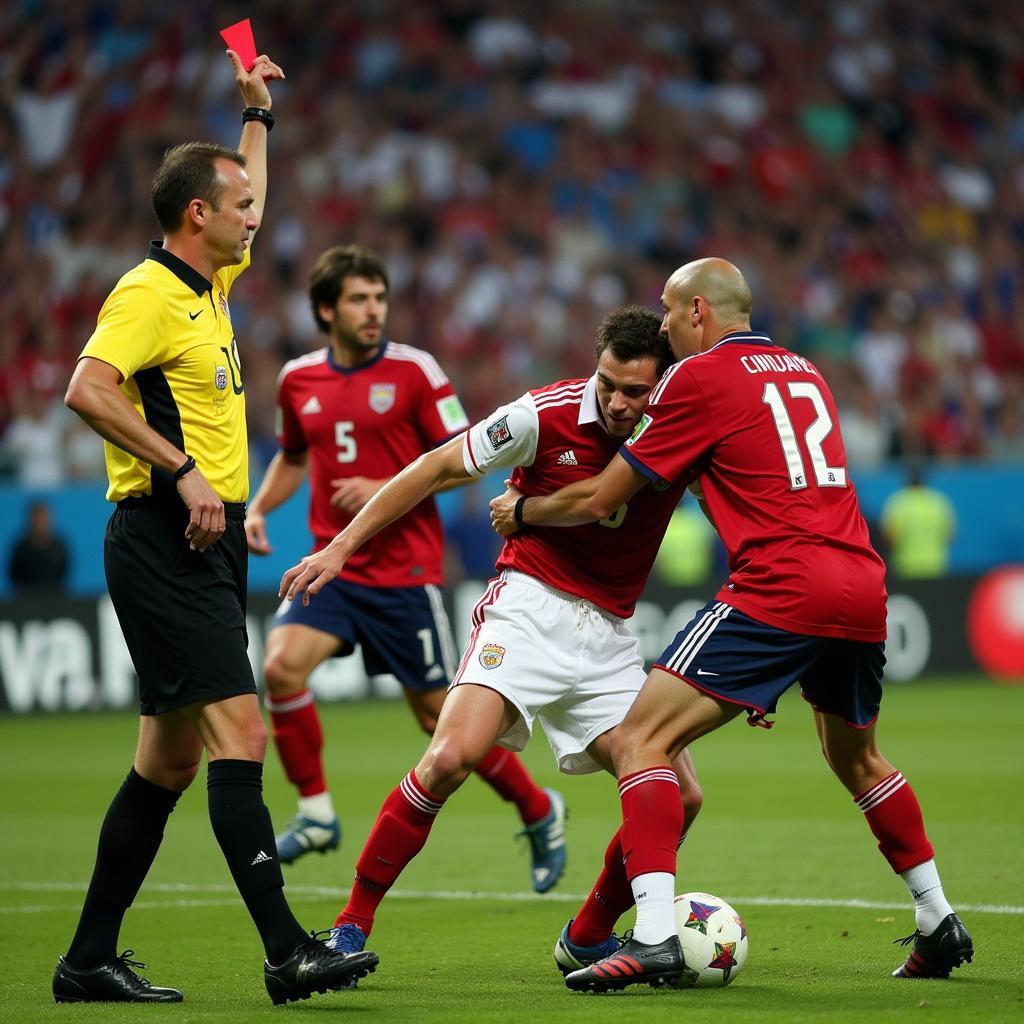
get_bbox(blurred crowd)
[3,0,1024,491]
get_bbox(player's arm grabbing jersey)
[79,244,252,503]
[463,377,687,619]
[620,332,886,640]
[277,341,469,587]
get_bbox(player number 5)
[762,382,846,490]
[334,421,357,463]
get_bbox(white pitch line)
[1,882,1021,916]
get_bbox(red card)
[220,18,258,72]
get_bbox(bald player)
[491,258,972,991]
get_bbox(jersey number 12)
[762,382,846,490]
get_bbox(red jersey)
[621,332,887,641]
[277,341,469,587]
[463,377,688,618]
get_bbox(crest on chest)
[369,383,396,414]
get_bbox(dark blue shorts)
[656,600,886,728]
[272,578,458,692]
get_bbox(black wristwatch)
[241,106,274,131]
[173,455,196,481]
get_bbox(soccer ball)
[673,891,748,988]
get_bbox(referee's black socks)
[66,768,181,969]
[207,759,306,964]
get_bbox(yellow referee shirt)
[81,242,251,504]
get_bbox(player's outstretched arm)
[279,433,472,604]
[490,452,645,536]
[226,49,284,229]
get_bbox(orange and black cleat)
[892,913,973,979]
[564,934,685,993]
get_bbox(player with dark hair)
[490,258,972,991]
[244,243,562,890]
[278,305,703,970]
[54,50,377,1005]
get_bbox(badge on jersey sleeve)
[479,643,506,669]
[369,383,396,414]
[486,415,513,451]
[626,413,653,446]
[436,394,469,433]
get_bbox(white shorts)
[451,570,646,774]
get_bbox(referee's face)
[204,159,258,269]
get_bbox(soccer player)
[54,50,377,1005]
[244,244,563,891]
[491,258,973,991]
[277,305,703,967]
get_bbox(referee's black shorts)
[104,498,257,716]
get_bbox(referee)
[53,49,377,1005]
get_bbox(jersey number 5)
[762,382,847,490]
[335,421,357,463]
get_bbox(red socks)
[336,771,445,936]
[856,771,934,874]
[265,690,326,797]
[475,746,551,824]
[568,826,634,947]
[618,767,683,879]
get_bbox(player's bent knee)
[419,738,476,793]
[262,654,307,698]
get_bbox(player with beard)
[245,245,563,891]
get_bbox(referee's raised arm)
[226,49,284,233]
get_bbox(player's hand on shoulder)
[244,510,272,555]
[279,544,346,607]
[329,476,383,514]
[226,50,285,109]
[490,481,522,538]
[178,470,226,552]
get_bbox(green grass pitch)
[1,675,1021,1023]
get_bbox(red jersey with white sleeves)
[462,377,687,618]
[277,341,469,587]
[620,332,886,641]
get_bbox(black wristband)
[241,106,274,131]
[173,455,196,481]
[513,495,528,527]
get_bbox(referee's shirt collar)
[146,241,211,297]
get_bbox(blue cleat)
[275,814,341,865]
[553,919,625,975]
[518,788,567,893]
[327,923,367,955]
[326,923,368,989]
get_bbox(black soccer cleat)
[564,934,685,993]
[264,931,379,1005]
[53,951,183,1003]
[892,913,974,979]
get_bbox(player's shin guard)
[475,746,551,824]
[619,767,683,945]
[207,759,305,964]
[336,771,445,937]
[66,769,181,969]
[856,772,935,874]
[569,826,635,947]
[856,771,953,935]
[266,689,327,798]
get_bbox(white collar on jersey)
[578,374,604,429]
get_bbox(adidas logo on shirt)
[251,850,273,866]
[556,450,579,466]
[300,396,322,415]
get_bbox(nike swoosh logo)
[696,669,720,677]
[189,310,202,320]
